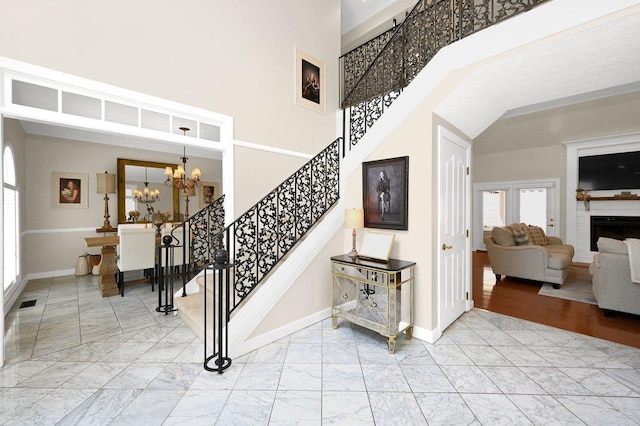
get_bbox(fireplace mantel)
[564,132,640,263]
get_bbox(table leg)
[98,245,119,297]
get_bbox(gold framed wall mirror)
[117,158,180,224]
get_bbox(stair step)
[175,292,217,346]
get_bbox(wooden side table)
[84,236,120,297]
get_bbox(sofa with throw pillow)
[590,237,640,316]
[484,223,575,288]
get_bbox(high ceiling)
[341,0,397,34]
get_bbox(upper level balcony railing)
[340,0,550,110]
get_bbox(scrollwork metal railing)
[217,139,340,315]
[340,0,550,151]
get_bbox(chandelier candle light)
[133,167,160,221]
[345,208,364,259]
[164,127,202,192]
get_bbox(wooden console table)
[84,236,120,297]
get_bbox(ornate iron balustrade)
[161,195,226,297]
[341,0,550,150]
[215,139,340,315]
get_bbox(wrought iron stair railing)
[212,139,341,315]
[340,0,550,151]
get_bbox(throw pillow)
[512,229,530,246]
[491,227,515,246]
[526,225,549,246]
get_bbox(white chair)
[116,227,156,296]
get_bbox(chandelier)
[164,127,202,191]
[133,168,160,205]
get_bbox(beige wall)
[20,125,221,274]
[0,0,341,212]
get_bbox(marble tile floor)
[2,275,640,425]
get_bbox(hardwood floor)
[473,250,640,349]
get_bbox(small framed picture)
[295,47,326,114]
[52,172,88,208]
[359,231,395,261]
[362,156,409,230]
[199,182,219,208]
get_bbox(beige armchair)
[484,223,574,288]
[590,237,640,316]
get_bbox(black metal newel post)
[157,235,177,315]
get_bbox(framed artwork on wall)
[362,156,409,230]
[199,181,219,208]
[52,172,88,208]
[295,47,326,114]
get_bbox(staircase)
[171,0,555,358]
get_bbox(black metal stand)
[157,235,177,315]
[204,262,233,374]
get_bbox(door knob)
[442,244,452,250]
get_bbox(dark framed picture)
[362,156,409,230]
[295,47,326,114]
[52,172,88,208]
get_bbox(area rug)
[538,266,597,305]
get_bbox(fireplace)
[590,216,640,251]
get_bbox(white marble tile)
[368,391,427,425]
[0,360,56,387]
[602,368,640,394]
[109,388,185,425]
[322,390,374,425]
[322,363,367,391]
[285,342,323,364]
[460,345,513,366]
[508,394,583,425]
[103,362,166,389]
[455,309,499,330]
[355,341,399,365]
[493,344,551,367]
[278,363,322,391]
[534,346,591,368]
[215,389,275,425]
[425,344,474,366]
[18,361,91,388]
[147,362,202,390]
[564,345,636,369]
[604,396,640,421]
[99,341,155,362]
[246,341,288,364]
[415,392,479,425]
[62,341,118,362]
[322,341,360,364]
[519,366,592,396]
[481,366,546,394]
[561,367,639,397]
[289,324,323,344]
[361,363,410,392]
[556,395,638,425]
[394,341,437,364]
[0,388,51,423]
[269,390,322,425]
[4,388,97,426]
[165,389,230,423]
[461,393,533,425]
[470,328,521,346]
[172,338,205,362]
[137,341,189,362]
[61,361,129,389]
[507,329,557,347]
[400,364,456,393]
[443,328,489,346]
[234,362,283,390]
[441,365,501,394]
[56,388,140,426]
[190,363,243,390]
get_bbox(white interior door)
[438,126,470,333]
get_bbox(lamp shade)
[345,208,364,229]
[96,171,116,194]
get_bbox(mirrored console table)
[330,254,415,353]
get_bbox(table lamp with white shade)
[345,208,364,259]
[96,171,116,233]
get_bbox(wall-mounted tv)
[578,151,640,190]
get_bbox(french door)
[474,179,559,250]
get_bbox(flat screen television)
[578,151,640,190]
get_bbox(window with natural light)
[4,145,19,291]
